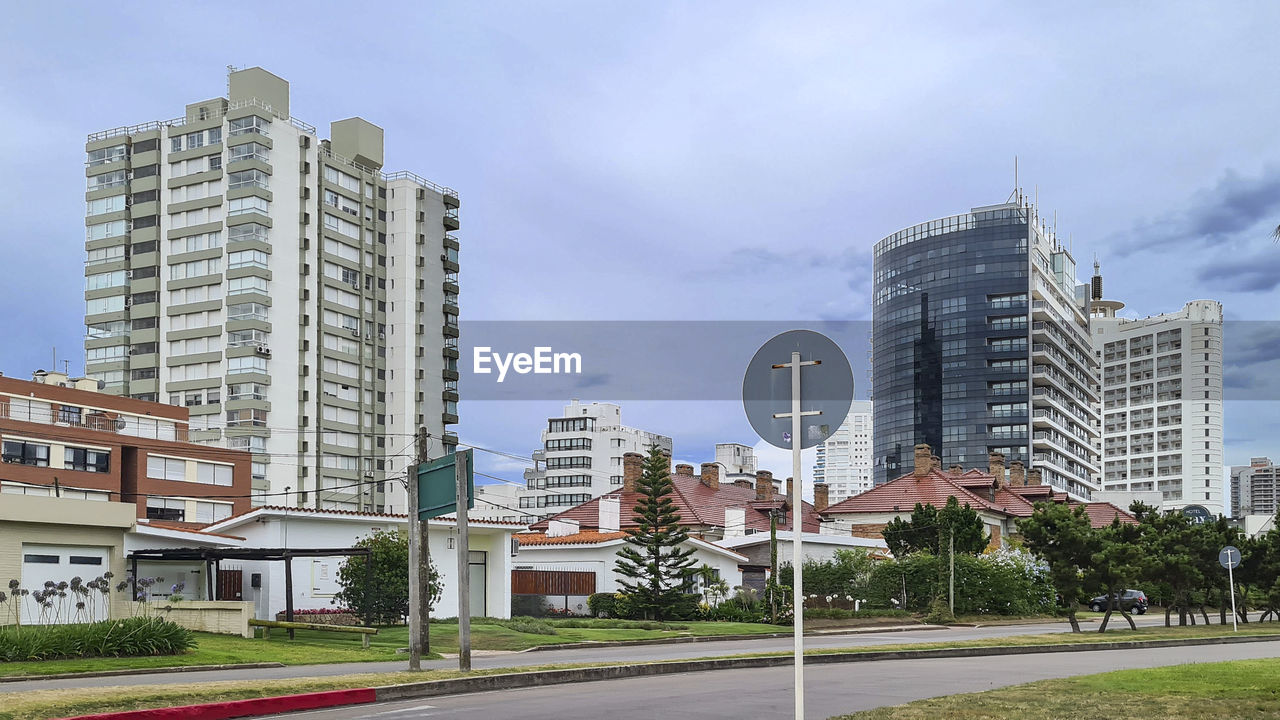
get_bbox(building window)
[65,447,110,473]
[146,497,186,521]
[147,456,186,481]
[2,440,50,467]
[229,115,270,137]
[195,462,234,486]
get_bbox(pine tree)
[614,444,697,620]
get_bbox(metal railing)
[0,400,189,442]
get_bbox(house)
[514,498,750,614]
[821,444,1136,548]
[714,531,889,592]
[0,369,253,524]
[200,506,522,620]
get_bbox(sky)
[2,2,1279,499]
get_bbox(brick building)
[0,370,251,524]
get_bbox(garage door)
[21,544,111,624]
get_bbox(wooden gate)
[511,569,596,596]
[217,568,244,600]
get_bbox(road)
[256,640,1280,720]
[3,616,1173,692]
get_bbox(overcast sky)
[3,2,1278,496]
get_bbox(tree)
[333,529,440,625]
[1133,504,1203,627]
[883,503,939,559]
[1018,502,1097,632]
[1087,519,1146,632]
[615,444,698,620]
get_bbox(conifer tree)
[615,444,697,619]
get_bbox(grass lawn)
[830,658,1280,719]
[0,620,789,678]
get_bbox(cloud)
[1112,167,1280,257]
[1198,252,1280,293]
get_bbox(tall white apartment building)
[82,67,459,512]
[814,400,873,503]
[715,443,758,487]
[1231,457,1277,518]
[518,401,671,524]
[1090,266,1223,514]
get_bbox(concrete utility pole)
[949,528,955,616]
[456,449,472,671]
[407,428,429,671]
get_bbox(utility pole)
[417,429,432,657]
[769,508,778,624]
[455,448,472,672]
[407,429,429,671]
[948,527,955,616]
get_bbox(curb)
[0,662,286,684]
[56,688,376,720]
[374,632,1280,702]
[520,625,943,652]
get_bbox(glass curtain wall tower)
[871,198,1100,499]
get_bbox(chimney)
[733,478,753,489]
[814,483,830,512]
[598,497,620,533]
[786,477,794,500]
[675,463,694,477]
[931,455,942,473]
[755,470,774,501]
[700,463,720,490]
[913,444,932,477]
[547,518,580,538]
[948,464,963,476]
[988,451,1006,486]
[1028,467,1043,486]
[1009,460,1026,487]
[724,507,746,537]
[622,452,644,492]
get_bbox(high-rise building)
[519,401,671,524]
[1231,458,1277,518]
[871,198,1100,500]
[814,400,873,503]
[1090,274,1223,514]
[81,67,459,512]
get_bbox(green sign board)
[417,449,474,520]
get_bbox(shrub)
[923,597,957,625]
[587,593,617,618]
[0,616,194,662]
[497,616,557,635]
[333,529,440,626]
[863,548,1055,616]
[802,608,911,620]
[552,618,687,630]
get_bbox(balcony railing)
[0,400,188,442]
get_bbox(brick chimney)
[786,477,794,500]
[988,451,1006,487]
[1028,467,1043,486]
[931,455,942,473]
[622,452,644,492]
[755,470,774,501]
[700,463,720,490]
[913,444,932,478]
[814,483,829,512]
[675,463,694,477]
[948,464,963,476]
[1009,460,1026,487]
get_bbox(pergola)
[127,547,374,635]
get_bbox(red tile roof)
[822,468,1138,529]
[530,473,822,534]
[515,531,628,546]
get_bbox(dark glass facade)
[872,205,1032,485]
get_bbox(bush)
[923,597,957,625]
[552,618,686,630]
[803,608,911,620]
[587,593,617,618]
[0,616,194,662]
[497,616,557,635]
[864,548,1055,616]
[333,529,440,626]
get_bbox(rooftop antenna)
[63,359,70,375]
[1014,156,1019,203]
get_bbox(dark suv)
[1089,589,1147,614]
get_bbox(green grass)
[0,620,789,678]
[830,658,1280,719]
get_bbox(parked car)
[1089,589,1147,613]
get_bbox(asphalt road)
[256,640,1280,720]
[2,615,1174,692]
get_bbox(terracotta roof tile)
[822,469,1009,517]
[1075,502,1138,528]
[530,474,822,534]
[515,531,628,546]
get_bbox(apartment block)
[814,400,873,504]
[1231,457,1277,518]
[81,67,458,511]
[518,401,672,524]
[0,369,252,523]
[1091,276,1223,514]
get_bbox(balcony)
[0,399,188,442]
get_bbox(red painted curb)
[58,687,378,720]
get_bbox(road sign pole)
[790,350,804,720]
[1228,561,1237,632]
[456,450,472,672]
[407,471,422,672]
